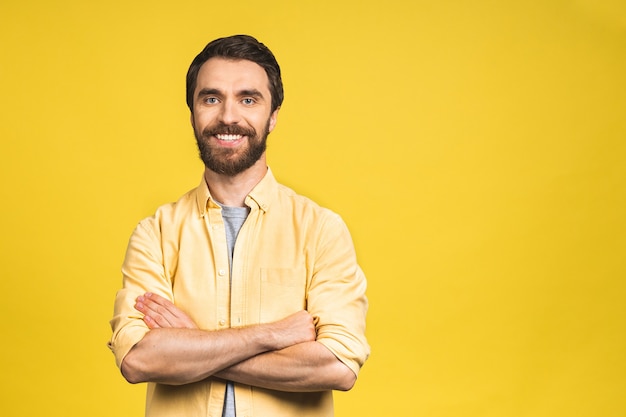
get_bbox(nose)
[219,100,241,125]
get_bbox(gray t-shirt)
[220,204,250,417]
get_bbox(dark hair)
[186,34,284,113]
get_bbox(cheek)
[192,112,213,129]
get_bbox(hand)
[269,310,317,350]
[135,292,198,329]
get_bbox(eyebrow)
[238,89,264,99]
[197,88,221,97]
[196,88,266,100]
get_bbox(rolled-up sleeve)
[307,213,370,377]
[108,217,174,368]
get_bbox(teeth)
[216,134,243,141]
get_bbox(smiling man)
[108,35,369,417]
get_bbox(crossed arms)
[120,293,356,392]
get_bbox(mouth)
[215,134,244,142]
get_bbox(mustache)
[202,123,257,138]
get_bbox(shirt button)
[218,269,226,276]
[219,319,226,326]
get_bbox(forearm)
[120,307,316,386]
[121,325,278,385]
[215,341,356,392]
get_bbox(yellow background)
[1,0,625,415]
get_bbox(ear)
[190,112,195,129]
[268,107,280,133]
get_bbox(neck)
[204,157,267,207]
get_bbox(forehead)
[195,58,270,94]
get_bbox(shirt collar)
[196,167,278,216]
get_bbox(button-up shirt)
[109,168,369,417]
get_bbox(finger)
[137,293,198,329]
[144,292,177,309]
[142,313,161,329]
[143,294,183,326]
[135,296,177,328]
[144,301,178,328]
[144,293,199,329]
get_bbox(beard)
[194,119,270,176]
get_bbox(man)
[108,34,369,417]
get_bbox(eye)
[242,98,255,105]
[204,97,218,104]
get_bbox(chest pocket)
[259,267,307,323]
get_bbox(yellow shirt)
[109,169,370,417]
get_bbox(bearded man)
[109,35,369,417]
